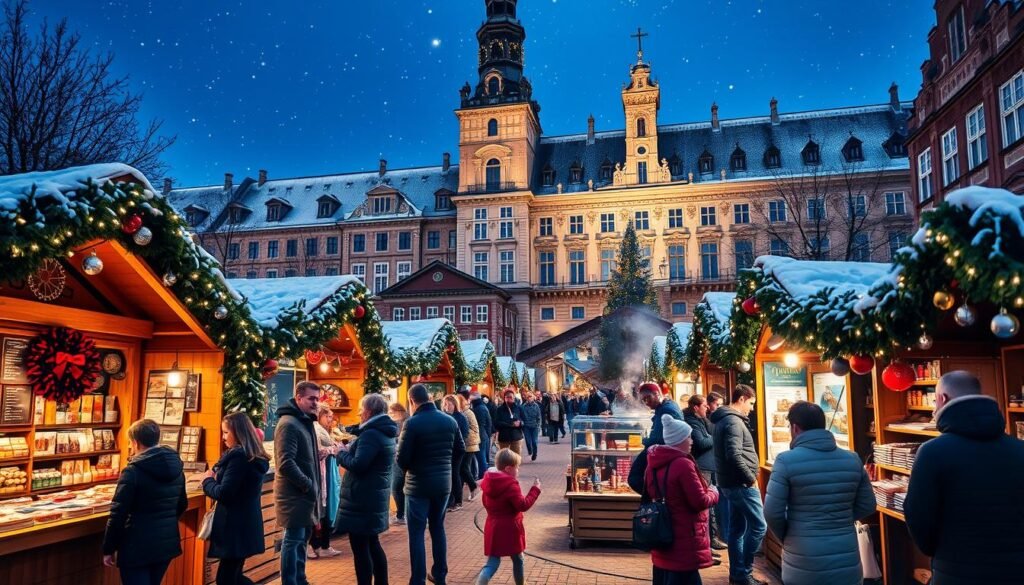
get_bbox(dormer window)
[730,145,747,171]
[227,207,245,224]
[802,139,821,165]
[372,196,392,215]
[637,118,647,138]
[266,204,281,222]
[435,190,452,211]
[698,149,714,174]
[317,200,336,218]
[487,118,498,136]
[569,162,583,184]
[883,132,907,158]
[842,136,864,162]
[599,160,613,182]
[542,165,555,187]
[185,210,201,226]
[764,145,782,168]
[669,154,682,176]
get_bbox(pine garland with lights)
[462,345,508,388]
[388,320,473,385]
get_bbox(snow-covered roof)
[525,367,536,388]
[755,256,892,300]
[0,163,154,222]
[230,275,362,328]
[459,339,493,370]
[651,335,667,365]
[702,293,736,329]
[670,322,693,345]
[382,318,451,353]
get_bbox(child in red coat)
[476,448,541,585]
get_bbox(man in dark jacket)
[684,394,727,553]
[627,384,684,500]
[904,371,1024,585]
[470,392,493,479]
[711,384,767,585]
[521,391,542,461]
[397,383,465,585]
[586,386,611,416]
[274,381,322,585]
[541,391,565,444]
[103,419,187,583]
[493,389,525,455]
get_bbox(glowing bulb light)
[783,353,800,368]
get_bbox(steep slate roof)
[532,102,911,195]
[165,183,244,231]
[167,164,459,232]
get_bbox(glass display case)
[565,414,651,547]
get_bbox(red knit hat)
[638,382,662,396]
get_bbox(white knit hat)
[662,414,692,446]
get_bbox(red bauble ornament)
[881,361,916,392]
[849,354,875,376]
[304,349,323,365]
[353,305,366,319]
[950,279,960,290]
[447,345,455,354]
[261,359,279,380]
[660,381,671,395]
[120,214,143,235]
[741,297,760,316]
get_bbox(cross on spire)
[631,27,649,63]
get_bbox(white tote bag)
[856,521,883,579]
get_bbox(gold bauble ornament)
[932,291,955,311]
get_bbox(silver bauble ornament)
[737,361,752,373]
[162,271,178,286]
[132,226,153,246]
[213,305,229,320]
[82,251,104,275]
[991,310,1020,339]
[954,303,976,327]
[917,333,934,350]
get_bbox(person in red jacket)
[475,448,542,585]
[645,414,720,585]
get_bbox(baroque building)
[169,0,914,355]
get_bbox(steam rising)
[597,306,668,416]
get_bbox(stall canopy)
[459,338,508,389]
[679,292,739,372]
[663,322,694,377]
[381,318,472,384]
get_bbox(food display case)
[564,415,651,548]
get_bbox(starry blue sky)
[28,0,936,187]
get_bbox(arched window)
[487,118,498,137]
[637,118,647,137]
[488,77,500,96]
[490,41,503,59]
[486,158,501,191]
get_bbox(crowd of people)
[95,370,1024,585]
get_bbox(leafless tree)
[0,0,174,177]
[196,223,242,272]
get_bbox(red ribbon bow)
[53,351,86,378]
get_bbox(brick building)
[908,0,1024,211]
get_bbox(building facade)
[169,0,914,351]
[908,0,1024,211]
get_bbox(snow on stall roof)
[495,356,515,379]
[754,256,891,299]
[382,318,450,352]
[943,185,1024,236]
[701,292,737,327]
[229,275,362,328]
[0,163,154,218]
[652,336,667,364]
[459,339,493,368]
[671,322,693,344]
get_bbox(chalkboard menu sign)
[1,337,29,384]
[1,385,32,425]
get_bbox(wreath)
[23,327,102,403]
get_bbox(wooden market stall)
[381,318,470,407]
[0,165,250,584]
[457,339,507,398]
[662,322,699,400]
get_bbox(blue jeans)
[722,486,767,580]
[476,554,524,585]
[523,425,540,458]
[477,434,491,479]
[280,525,313,585]
[407,494,450,585]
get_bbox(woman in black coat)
[201,412,272,585]
[335,393,398,585]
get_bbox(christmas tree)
[604,221,659,314]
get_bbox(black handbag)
[632,459,674,551]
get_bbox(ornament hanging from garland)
[120,214,143,235]
[917,334,934,350]
[82,251,104,276]
[737,361,752,373]
[954,303,977,327]
[162,271,178,287]
[387,377,402,389]
[830,357,851,377]
[932,291,955,311]
[305,349,324,365]
[991,309,1020,339]
[353,304,366,319]
[881,361,916,392]
[260,359,279,380]
[849,354,875,376]
[132,227,153,246]
[23,327,102,402]
[741,297,760,316]
[27,258,67,302]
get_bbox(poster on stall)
[1,337,29,384]
[812,372,850,451]
[762,362,807,464]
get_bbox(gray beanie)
[662,414,692,446]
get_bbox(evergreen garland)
[388,320,472,385]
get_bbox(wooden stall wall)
[307,365,364,427]
[141,351,225,464]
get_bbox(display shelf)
[32,449,120,463]
[34,422,120,431]
[0,457,31,466]
[884,426,940,438]
[30,478,118,495]
[877,505,906,523]
[876,462,912,476]
[569,449,643,456]
[564,491,639,499]
[907,405,935,412]
[0,425,33,432]
[911,380,939,386]
[1007,407,1024,414]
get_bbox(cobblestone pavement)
[267,439,780,584]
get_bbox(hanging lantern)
[261,359,279,380]
[917,333,934,350]
[132,227,153,246]
[353,305,366,319]
[849,355,875,376]
[82,251,104,275]
[162,271,178,287]
[741,297,760,316]
[737,361,752,373]
[830,357,851,377]
[120,214,143,235]
[932,291,955,311]
[954,303,976,327]
[213,305,228,320]
[881,361,916,392]
[991,309,1020,339]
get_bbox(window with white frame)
[372,196,392,215]
[941,127,960,186]
[539,217,553,237]
[769,238,790,256]
[734,240,754,271]
[888,231,908,260]
[851,233,871,262]
[600,213,616,233]
[569,250,586,284]
[700,206,717,226]
[461,306,473,324]
[885,192,907,216]
[427,306,439,318]
[443,306,455,322]
[569,215,584,235]
[392,308,405,321]
[500,250,515,283]
[634,211,650,230]
[600,249,615,281]
[668,208,684,229]
[539,251,555,285]
[807,198,826,221]
[769,200,787,223]
[948,6,967,63]
[373,263,389,293]
[671,302,687,316]
[397,261,412,281]
[811,236,831,259]
[473,208,488,240]
[966,104,988,170]
[477,332,489,340]
[473,252,489,281]
[1002,71,1024,146]
[918,148,934,202]
[410,307,421,320]
[477,305,489,323]
[668,244,686,280]
[352,263,366,282]
[499,206,514,239]
[266,269,278,278]
[733,203,750,225]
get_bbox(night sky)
[27,0,936,187]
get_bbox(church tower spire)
[615,27,670,186]
[461,0,536,111]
